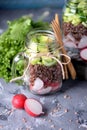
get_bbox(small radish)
[24,98,44,117]
[80,48,87,61]
[38,87,52,95]
[12,94,27,109]
[31,77,44,91]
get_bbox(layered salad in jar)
[26,31,63,95]
[62,0,87,60]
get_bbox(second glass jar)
[62,0,87,59]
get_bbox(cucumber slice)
[37,35,52,52]
[78,2,86,9]
[70,0,80,4]
[64,13,74,17]
[38,35,53,43]
[68,2,77,8]
[30,37,38,43]
[65,8,70,13]
[71,14,81,25]
[37,42,49,52]
[38,35,49,43]
[29,42,37,53]
[83,10,87,16]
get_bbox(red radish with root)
[12,94,27,109]
[80,48,87,61]
[24,98,44,117]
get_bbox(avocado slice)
[39,35,49,43]
[30,57,41,65]
[37,35,53,52]
[42,56,57,66]
[37,42,49,52]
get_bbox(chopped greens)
[0,16,50,81]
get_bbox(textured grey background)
[0,0,65,9]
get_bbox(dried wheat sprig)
[51,14,76,79]
[55,14,68,79]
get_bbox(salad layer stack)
[26,32,62,94]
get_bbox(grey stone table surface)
[0,78,87,130]
[0,8,87,130]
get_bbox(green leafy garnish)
[0,16,50,81]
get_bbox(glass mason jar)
[62,0,87,59]
[11,30,63,95]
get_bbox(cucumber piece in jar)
[37,35,52,52]
[38,35,53,44]
[42,56,57,66]
[68,2,78,8]
[71,14,81,25]
[78,1,87,9]
[30,57,41,65]
[30,37,38,43]
[37,42,49,52]
[38,35,49,43]
[83,10,87,16]
[64,8,71,13]
[70,0,80,4]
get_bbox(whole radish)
[12,94,27,109]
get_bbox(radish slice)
[32,77,44,91]
[38,87,52,95]
[24,98,44,117]
[80,48,87,61]
[78,36,87,49]
[64,40,77,48]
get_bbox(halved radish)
[12,94,27,109]
[31,77,44,91]
[38,87,52,95]
[78,36,87,50]
[63,40,77,48]
[24,98,44,117]
[80,48,87,61]
[45,82,60,87]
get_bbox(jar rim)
[26,30,60,53]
